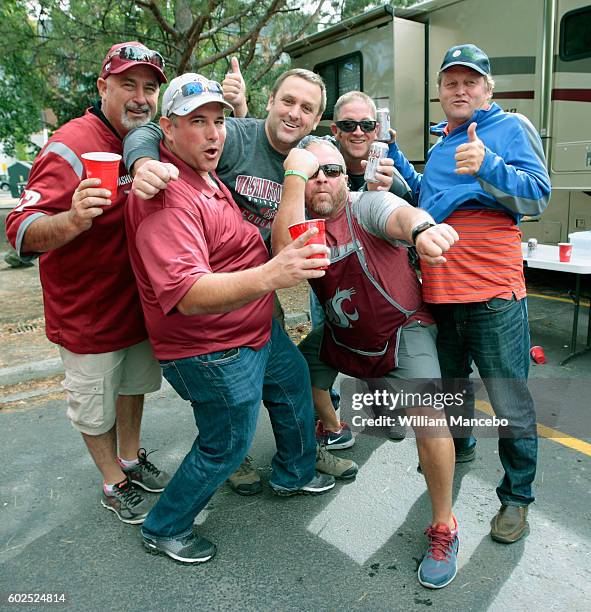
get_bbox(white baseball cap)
[162,73,233,117]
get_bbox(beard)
[309,196,334,217]
[120,102,153,131]
[307,181,348,218]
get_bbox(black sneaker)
[143,531,216,564]
[455,443,476,463]
[417,441,477,474]
[387,422,407,441]
[270,472,336,496]
[101,478,155,524]
[121,448,171,493]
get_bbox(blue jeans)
[432,296,537,507]
[141,320,317,539]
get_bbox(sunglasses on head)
[166,79,224,116]
[310,164,345,179]
[335,119,377,133]
[108,45,165,69]
[180,80,223,97]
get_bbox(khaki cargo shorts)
[60,339,162,435]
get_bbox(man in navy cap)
[388,44,551,547]
[6,42,170,525]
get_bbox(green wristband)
[284,169,309,183]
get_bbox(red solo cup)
[81,152,122,200]
[530,345,546,364]
[558,242,572,262]
[288,219,328,270]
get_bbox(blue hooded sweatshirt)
[388,102,551,223]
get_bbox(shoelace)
[424,525,456,561]
[235,456,255,476]
[137,448,162,476]
[316,445,339,469]
[115,479,145,508]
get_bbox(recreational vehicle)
[286,0,591,243]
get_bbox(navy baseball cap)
[439,44,491,76]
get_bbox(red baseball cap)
[100,42,167,83]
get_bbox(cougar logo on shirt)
[326,287,359,328]
[15,189,41,212]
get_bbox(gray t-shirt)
[349,190,410,247]
[123,118,286,242]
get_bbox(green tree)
[0,1,416,147]
[0,3,47,155]
[0,0,332,146]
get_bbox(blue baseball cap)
[439,44,491,76]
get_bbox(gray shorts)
[60,339,162,435]
[298,321,441,390]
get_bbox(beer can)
[527,238,538,258]
[364,141,389,183]
[376,108,391,141]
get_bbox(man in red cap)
[6,42,170,525]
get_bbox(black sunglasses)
[310,164,345,179]
[108,45,165,69]
[335,120,377,133]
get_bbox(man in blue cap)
[388,44,551,551]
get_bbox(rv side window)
[560,6,591,61]
[314,53,362,119]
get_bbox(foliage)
[0,1,413,146]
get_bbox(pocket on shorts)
[62,374,105,429]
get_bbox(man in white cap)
[5,42,170,525]
[124,73,336,564]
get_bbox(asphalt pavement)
[1,199,590,610]
[1,380,590,612]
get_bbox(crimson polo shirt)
[5,109,147,354]
[125,144,273,360]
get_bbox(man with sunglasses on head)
[5,42,171,525]
[122,62,359,494]
[272,136,462,589]
[124,73,336,564]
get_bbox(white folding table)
[522,243,591,364]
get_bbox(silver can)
[364,141,389,183]
[527,238,538,257]
[376,108,391,141]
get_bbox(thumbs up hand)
[222,57,248,117]
[454,122,485,175]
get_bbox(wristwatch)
[411,221,436,245]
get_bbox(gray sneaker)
[227,456,262,496]
[316,445,358,479]
[270,472,336,496]
[143,530,216,563]
[121,448,171,493]
[101,478,155,524]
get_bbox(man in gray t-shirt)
[124,68,326,243]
